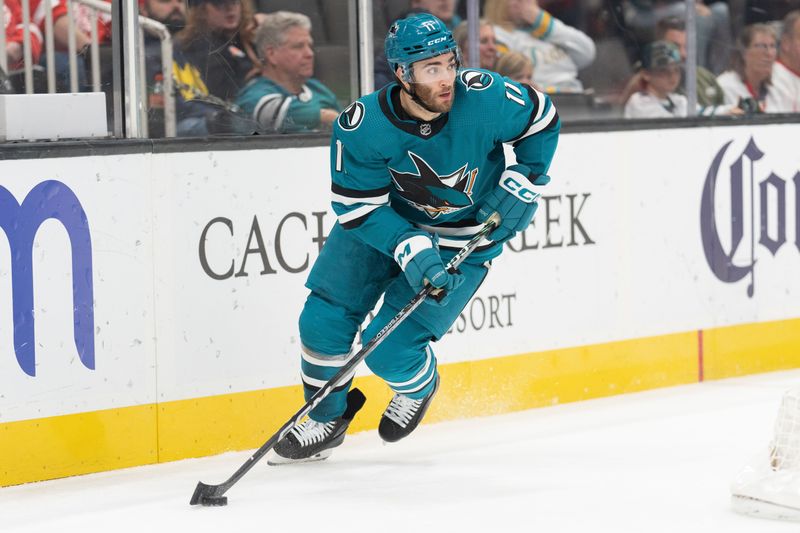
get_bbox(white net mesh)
[770,389,800,471]
[731,388,800,521]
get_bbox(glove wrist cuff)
[394,235,433,271]
[499,168,540,204]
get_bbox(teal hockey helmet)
[385,13,460,82]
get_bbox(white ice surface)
[4,370,800,533]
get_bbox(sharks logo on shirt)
[460,70,493,91]
[389,151,479,218]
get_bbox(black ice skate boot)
[269,388,366,465]
[378,376,440,443]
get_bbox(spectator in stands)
[236,11,339,133]
[624,40,739,118]
[495,50,535,86]
[172,0,259,135]
[772,10,800,112]
[4,0,43,71]
[452,19,498,70]
[620,17,725,108]
[484,0,596,92]
[410,0,460,29]
[141,0,187,136]
[623,0,732,74]
[32,0,112,90]
[176,0,258,102]
[141,0,186,34]
[717,24,783,112]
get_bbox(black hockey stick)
[190,213,501,507]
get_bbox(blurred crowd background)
[2,0,799,138]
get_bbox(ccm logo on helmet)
[427,36,447,46]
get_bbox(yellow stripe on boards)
[3,319,800,487]
[703,318,800,380]
[0,404,157,487]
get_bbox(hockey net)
[731,388,800,521]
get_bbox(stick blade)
[190,481,228,507]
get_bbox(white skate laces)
[290,419,337,447]
[384,394,424,428]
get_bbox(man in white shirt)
[772,11,800,113]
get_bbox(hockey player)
[271,13,560,463]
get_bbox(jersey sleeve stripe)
[337,204,381,228]
[506,84,542,143]
[275,97,293,131]
[254,94,283,127]
[331,192,390,206]
[331,183,391,198]
[512,101,558,144]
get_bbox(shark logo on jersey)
[389,151,479,218]
[339,101,365,131]
[460,70,493,91]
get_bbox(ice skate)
[269,388,366,465]
[379,376,439,443]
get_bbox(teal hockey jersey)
[330,69,560,263]
[236,77,340,133]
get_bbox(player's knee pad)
[299,292,360,356]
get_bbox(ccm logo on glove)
[499,168,540,203]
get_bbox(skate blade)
[267,448,332,466]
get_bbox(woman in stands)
[717,24,783,113]
[484,0,595,93]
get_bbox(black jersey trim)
[302,377,353,395]
[508,85,542,144]
[331,182,391,198]
[340,213,372,229]
[512,110,560,148]
[378,85,450,140]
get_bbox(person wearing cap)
[625,40,739,118]
[235,11,340,133]
[270,13,559,464]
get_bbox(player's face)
[406,53,458,112]
[267,26,315,80]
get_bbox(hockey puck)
[201,496,228,506]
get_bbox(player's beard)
[411,82,454,114]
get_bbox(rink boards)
[1,123,799,486]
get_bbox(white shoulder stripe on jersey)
[274,96,293,131]
[533,89,546,123]
[331,192,390,206]
[515,101,557,142]
[253,94,284,127]
[337,203,381,225]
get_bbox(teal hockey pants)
[299,223,489,422]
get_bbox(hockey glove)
[477,164,550,244]
[394,234,465,306]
